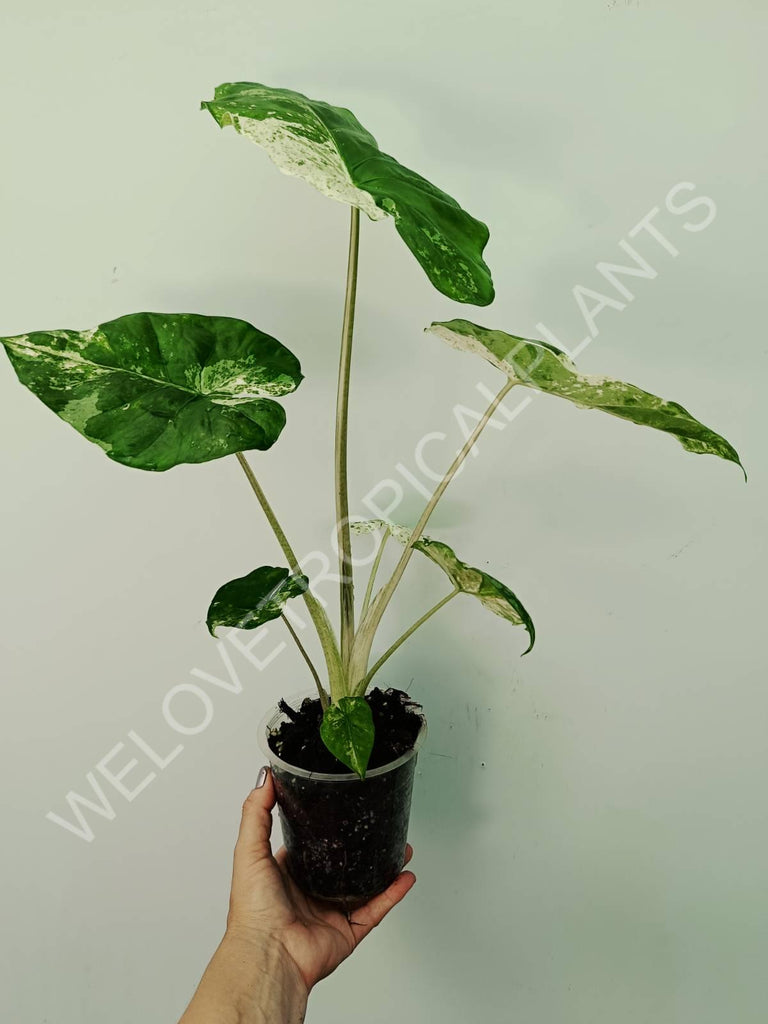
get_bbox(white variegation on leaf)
[217,111,385,222]
[352,519,535,654]
[0,312,303,471]
[426,319,744,475]
[320,696,375,779]
[201,83,495,305]
[206,566,308,636]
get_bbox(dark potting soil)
[268,686,423,773]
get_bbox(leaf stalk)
[348,378,516,686]
[360,530,389,621]
[335,207,361,678]
[280,613,329,710]
[235,452,345,699]
[354,587,460,695]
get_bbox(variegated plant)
[1,82,743,778]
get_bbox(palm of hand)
[232,842,414,991]
[228,775,415,992]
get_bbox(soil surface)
[268,686,424,772]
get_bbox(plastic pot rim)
[257,687,428,782]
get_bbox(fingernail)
[255,765,269,789]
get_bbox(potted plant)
[1,82,743,909]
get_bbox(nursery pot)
[258,690,427,909]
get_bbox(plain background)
[1,1,766,1021]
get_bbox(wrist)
[180,930,308,1024]
[220,929,309,1024]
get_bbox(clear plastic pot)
[258,690,427,909]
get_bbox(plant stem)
[234,452,345,700]
[360,530,389,621]
[355,587,459,695]
[236,452,301,568]
[348,378,515,684]
[280,614,329,710]
[335,206,361,675]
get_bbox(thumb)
[234,765,277,866]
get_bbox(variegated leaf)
[201,82,494,305]
[320,696,375,779]
[206,565,308,636]
[352,519,535,654]
[0,312,302,471]
[427,319,744,475]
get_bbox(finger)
[403,843,413,866]
[234,766,276,866]
[347,870,416,941]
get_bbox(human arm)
[178,766,416,1023]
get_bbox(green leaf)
[320,696,375,779]
[201,82,494,306]
[427,319,745,476]
[0,312,303,471]
[352,519,535,654]
[206,566,308,636]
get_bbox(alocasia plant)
[0,82,743,778]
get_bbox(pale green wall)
[0,1,766,1021]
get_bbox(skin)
[178,767,416,1024]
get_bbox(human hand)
[226,765,417,994]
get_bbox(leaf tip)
[722,446,746,482]
[520,615,536,656]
